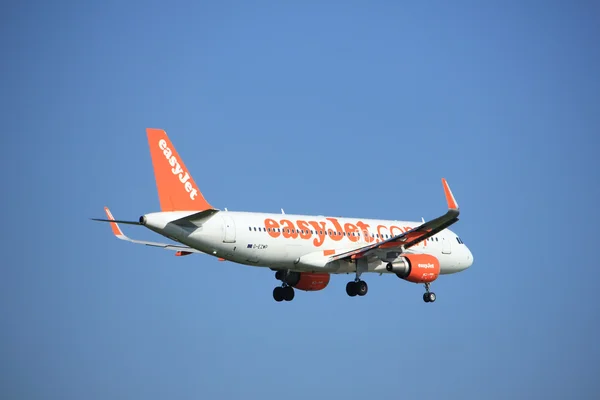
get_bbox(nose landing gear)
[423,282,436,303]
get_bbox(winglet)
[104,207,128,240]
[442,178,459,210]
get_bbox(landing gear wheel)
[282,286,295,301]
[423,292,436,303]
[273,286,284,302]
[422,283,436,303]
[346,281,357,297]
[356,280,368,296]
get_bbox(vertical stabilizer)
[146,128,214,211]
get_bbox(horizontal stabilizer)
[90,218,141,226]
[169,208,220,228]
[93,206,202,254]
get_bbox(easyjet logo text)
[159,139,198,200]
[264,217,424,248]
[418,263,435,269]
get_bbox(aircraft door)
[222,214,236,243]
[442,236,451,254]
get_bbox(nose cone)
[465,246,474,268]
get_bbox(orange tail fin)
[146,128,214,211]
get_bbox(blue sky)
[2,1,599,399]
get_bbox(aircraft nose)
[465,246,474,268]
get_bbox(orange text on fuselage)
[263,217,426,248]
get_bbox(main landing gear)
[423,282,436,303]
[346,280,368,297]
[346,258,368,297]
[273,270,295,302]
[273,285,294,302]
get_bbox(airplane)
[92,128,474,303]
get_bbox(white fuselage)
[141,210,473,275]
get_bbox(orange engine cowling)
[284,272,330,291]
[385,254,440,283]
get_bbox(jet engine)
[275,271,330,291]
[385,253,440,283]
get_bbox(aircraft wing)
[329,178,460,262]
[92,207,202,256]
